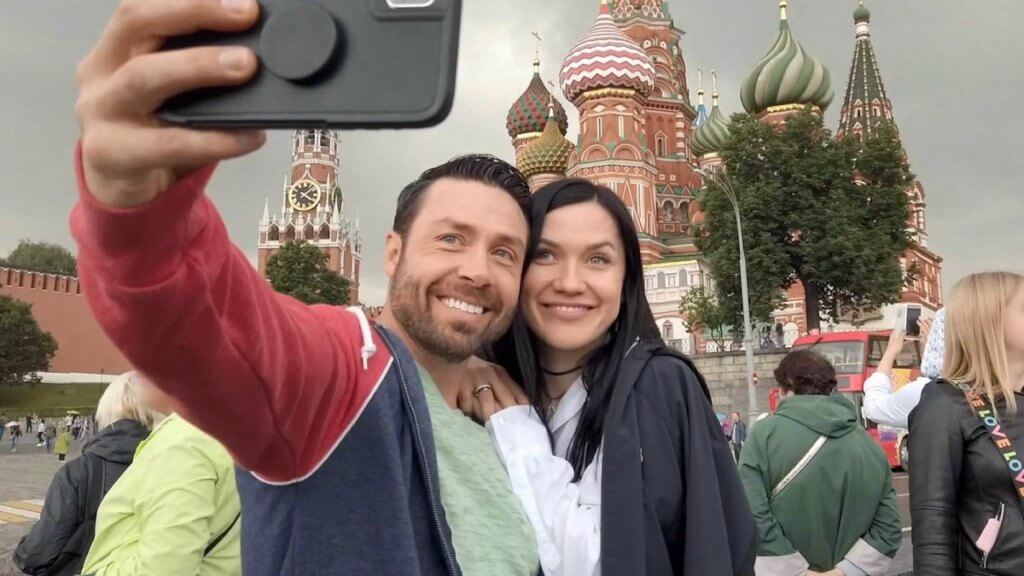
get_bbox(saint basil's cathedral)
[255,0,943,352]
[506,0,942,352]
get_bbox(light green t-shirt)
[418,366,539,576]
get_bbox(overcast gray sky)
[2,0,1021,305]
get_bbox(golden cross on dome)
[531,32,542,69]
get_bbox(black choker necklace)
[541,364,584,377]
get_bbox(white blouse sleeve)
[487,406,602,576]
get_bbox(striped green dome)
[740,2,834,115]
[691,99,729,157]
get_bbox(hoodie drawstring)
[346,307,378,370]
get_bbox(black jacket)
[601,343,758,575]
[13,419,149,576]
[909,380,1024,576]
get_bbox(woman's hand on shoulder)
[457,357,530,424]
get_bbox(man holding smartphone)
[71,1,539,575]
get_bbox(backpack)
[42,456,123,576]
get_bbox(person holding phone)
[910,272,1024,575]
[863,309,945,428]
[71,2,540,575]
[461,179,758,576]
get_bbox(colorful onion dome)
[519,101,574,177]
[507,59,569,139]
[559,0,656,104]
[740,1,834,115]
[692,92,730,157]
[853,1,871,23]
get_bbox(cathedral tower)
[836,1,942,310]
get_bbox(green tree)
[0,294,58,385]
[696,111,912,332]
[679,285,732,352]
[0,240,78,276]
[266,241,351,306]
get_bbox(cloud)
[2,0,1021,305]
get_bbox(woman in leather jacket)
[909,271,1024,575]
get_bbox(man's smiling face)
[385,177,529,361]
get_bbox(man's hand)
[76,0,266,208]
[457,358,529,424]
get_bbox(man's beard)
[388,261,513,362]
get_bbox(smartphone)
[158,0,461,129]
[895,304,923,337]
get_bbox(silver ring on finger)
[474,384,493,398]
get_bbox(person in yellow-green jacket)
[81,374,241,576]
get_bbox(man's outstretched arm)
[71,0,389,483]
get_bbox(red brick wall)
[0,267,129,375]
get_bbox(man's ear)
[384,231,403,278]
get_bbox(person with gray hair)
[863,308,946,428]
[13,372,162,576]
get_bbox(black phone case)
[159,0,460,129]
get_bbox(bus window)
[867,336,920,368]
[793,341,866,375]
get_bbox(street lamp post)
[695,169,759,421]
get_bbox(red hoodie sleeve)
[69,147,392,483]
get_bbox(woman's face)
[522,201,626,360]
[1005,284,1024,361]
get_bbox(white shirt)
[487,378,602,576]
[862,372,929,429]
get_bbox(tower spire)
[779,0,788,22]
[599,0,610,16]
[261,197,270,225]
[531,32,542,73]
[838,0,893,140]
[711,69,719,105]
[697,67,705,107]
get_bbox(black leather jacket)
[909,381,1024,576]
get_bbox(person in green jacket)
[739,350,901,576]
[81,375,241,576]
[54,426,73,461]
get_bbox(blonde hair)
[945,272,1024,413]
[94,371,165,430]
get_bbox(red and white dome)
[559,2,656,104]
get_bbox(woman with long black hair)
[464,178,756,576]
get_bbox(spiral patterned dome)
[559,1,656,104]
[506,62,569,139]
[740,1,834,115]
[692,97,730,157]
[519,104,574,178]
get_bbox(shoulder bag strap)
[771,435,828,499]
[204,511,241,557]
[951,380,1024,507]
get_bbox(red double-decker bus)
[768,330,921,469]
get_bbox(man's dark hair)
[774,350,838,396]
[392,154,531,236]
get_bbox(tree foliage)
[0,294,58,385]
[679,285,732,352]
[266,241,351,306]
[0,240,78,276]
[695,111,912,331]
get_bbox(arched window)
[304,131,317,146]
[679,202,690,223]
[656,135,666,157]
[320,224,331,240]
[596,117,604,139]
[657,272,666,289]
[678,269,688,286]
[268,225,279,242]
[855,108,863,118]
[304,224,315,240]
[661,321,674,339]
[618,116,625,139]
[662,200,674,222]
[319,129,332,149]
[282,225,296,243]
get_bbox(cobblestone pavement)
[0,438,915,575]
